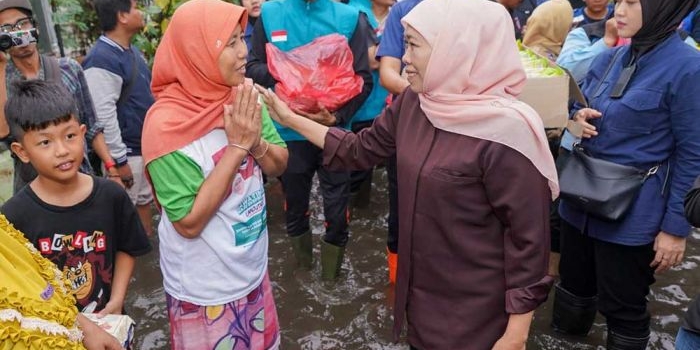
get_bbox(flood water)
[83,167,700,349]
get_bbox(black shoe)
[551,283,597,336]
[606,331,649,350]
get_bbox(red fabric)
[266,34,363,113]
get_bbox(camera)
[0,28,37,51]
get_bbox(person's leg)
[349,120,374,208]
[548,149,570,277]
[594,238,655,349]
[166,294,231,350]
[279,141,315,269]
[317,157,351,280]
[676,328,700,350]
[126,156,154,236]
[552,220,598,336]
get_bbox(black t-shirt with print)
[1,176,152,312]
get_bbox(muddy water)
[120,168,698,349]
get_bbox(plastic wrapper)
[82,313,135,348]
[517,42,566,78]
[266,33,363,113]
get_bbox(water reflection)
[126,169,699,349]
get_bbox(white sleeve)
[83,67,128,163]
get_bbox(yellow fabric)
[0,215,85,350]
[522,0,573,58]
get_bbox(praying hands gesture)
[224,84,262,152]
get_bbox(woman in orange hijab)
[141,0,288,348]
[257,0,557,347]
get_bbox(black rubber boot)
[606,331,649,350]
[320,240,345,281]
[551,283,598,336]
[290,231,313,270]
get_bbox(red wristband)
[104,159,116,170]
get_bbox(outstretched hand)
[298,107,337,127]
[254,84,295,127]
[224,84,262,151]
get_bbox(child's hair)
[6,80,79,140]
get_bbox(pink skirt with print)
[167,272,280,350]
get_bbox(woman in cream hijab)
[258,0,557,347]
[523,0,574,61]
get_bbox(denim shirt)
[559,34,700,245]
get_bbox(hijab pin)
[216,40,222,48]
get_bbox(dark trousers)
[549,149,570,253]
[350,120,375,194]
[280,141,350,247]
[559,220,656,338]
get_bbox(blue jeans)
[676,328,700,350]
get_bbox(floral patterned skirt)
[166,272,279,350]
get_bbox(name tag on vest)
[271,30,288,43]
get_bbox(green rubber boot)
[290,231,313,270]
[321,240,345,281]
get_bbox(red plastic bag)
[266,33,363,114]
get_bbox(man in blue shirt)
[83,0,156,236]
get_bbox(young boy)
[1,80,151,315]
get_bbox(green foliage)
[134,0,241,67]
[51,0,100,56]
[134,0,184,66]
[50,0,242,63]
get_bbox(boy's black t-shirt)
[1,176,152,312]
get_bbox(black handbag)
[559,144,659,221]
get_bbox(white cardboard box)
[518,47,582,129]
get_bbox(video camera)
[0,28,37,51]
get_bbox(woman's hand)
[77,314,125,350]
[491,334,526,350]
[255,84,295,127]
[492,311,532,350]
[298,107,337,126]
[572,108,602,139]
[96,299,123,318]
[650,231,686,273]
[224,84,262,150]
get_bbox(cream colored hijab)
[401,0,559,199]
[522,0,573,57]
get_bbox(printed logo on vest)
[271,30,288,43]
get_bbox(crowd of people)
[0,0,699,349]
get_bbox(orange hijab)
[142,0,248,164]
[402,0,559,199]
